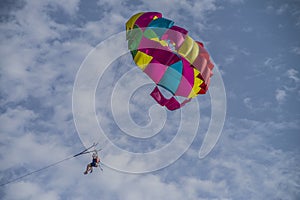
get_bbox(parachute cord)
[0,143,99,187]
[0,156,74,187]
[0,141,109,187]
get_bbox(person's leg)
[84,164,92,174]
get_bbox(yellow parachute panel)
[126,12,144,31]
[134,51,153,70]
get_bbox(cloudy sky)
[1,0,300,199]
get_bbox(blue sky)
[0,0,299,199]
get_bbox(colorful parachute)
[126,12,214,110]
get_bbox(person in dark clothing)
[84,152,100,174]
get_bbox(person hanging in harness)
[84,151,101,174]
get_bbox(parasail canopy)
[126,12,214,110]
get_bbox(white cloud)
[275,89,286,104]
[291,47,300,55]
[242,26,253,33]
[287,68,300,83]
[272,69,300,104]
[213,118,300,199]
[100,0,217,33]
[224,55,235,65]
[5,182,60,200]
[242,97,273,112]
[50,0,80,16]
[262,56,284,70]
[264,57,272,66]
[276,4,289,15]
[243,97,252,109]
[0,107,36,137]
[228,0,244,4]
